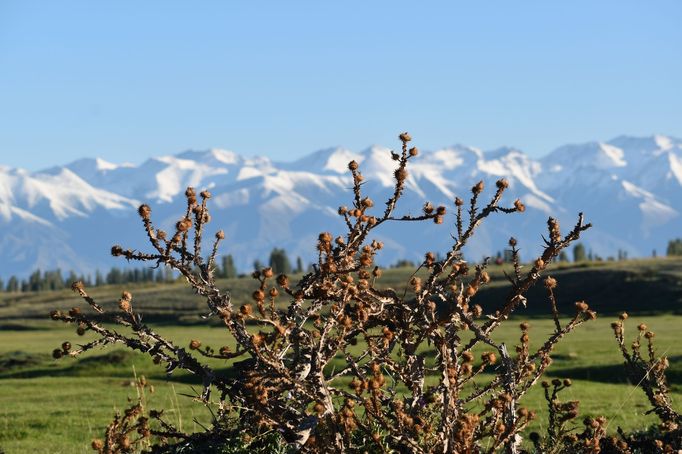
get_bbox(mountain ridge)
[1,134,680,278]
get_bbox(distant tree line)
[0,248,309,294]
[3,241,680,293]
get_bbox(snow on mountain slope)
[1,134,681,278]
[0,166,138,221]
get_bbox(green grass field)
[1,258,681,452]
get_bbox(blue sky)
[1,1,680,170]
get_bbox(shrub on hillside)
[51,133,679,453]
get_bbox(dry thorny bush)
[50,133,680,453]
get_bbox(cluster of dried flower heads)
[51,133,680,453]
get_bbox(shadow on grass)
[546,355,682,384]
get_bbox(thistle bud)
[514,199,526,212]
[361,197,374,208]
[252,289,265,301]
[544,276,557,289]
[138,204,152,219]
[496,179,509,189]
[189,339,201,350]
[215,230,225,240]
[348,160,359,171]
[176,218,192,232]
[399,132,412,142]
[575,301,589,312]
[409,146,419,156]
[472,180,484,194]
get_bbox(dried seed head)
[520,321,530,331]
[252,290,265,301]
[138,204,152,219]
[91,439,104,450]
[481,351,497,365]
[563,379,572,387]
[200,190,211,199]
[409,146,419,157]
[62,341,71,351]
[454,197,464,206]
[118,299,131,312]
[399,132,412,142]
[394,168,408,181]
[638,323,647,331]
[176,217,192,232]
[619,312,628,321]
[534,258,545,269]
[496,179,509,189]
[111,245,124,256]
[508,237,517,247]
[514,199,526,212]
[277,274,289,287]
[121,291,132,302]
[544,276,557,289]
[361,197,374,208]
[189,339,201,350]
[240,304,253,316]
[423,202,434,214]
[52,348,64,359]
[472,180,484,194]
[348,160,359,171]
[215,230,225,240]
[575,301,589,312]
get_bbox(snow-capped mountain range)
[1,135,681,279]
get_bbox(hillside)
[2,257,681,323]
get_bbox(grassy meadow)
[1,257,681,452]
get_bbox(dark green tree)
[6,276,19,292]
[295,256,304,274]
[221,255,237,278]
[573,243,586,262]
[269,248,292,275]
[667,238,682,256]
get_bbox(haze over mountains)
[1,135,680,278]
